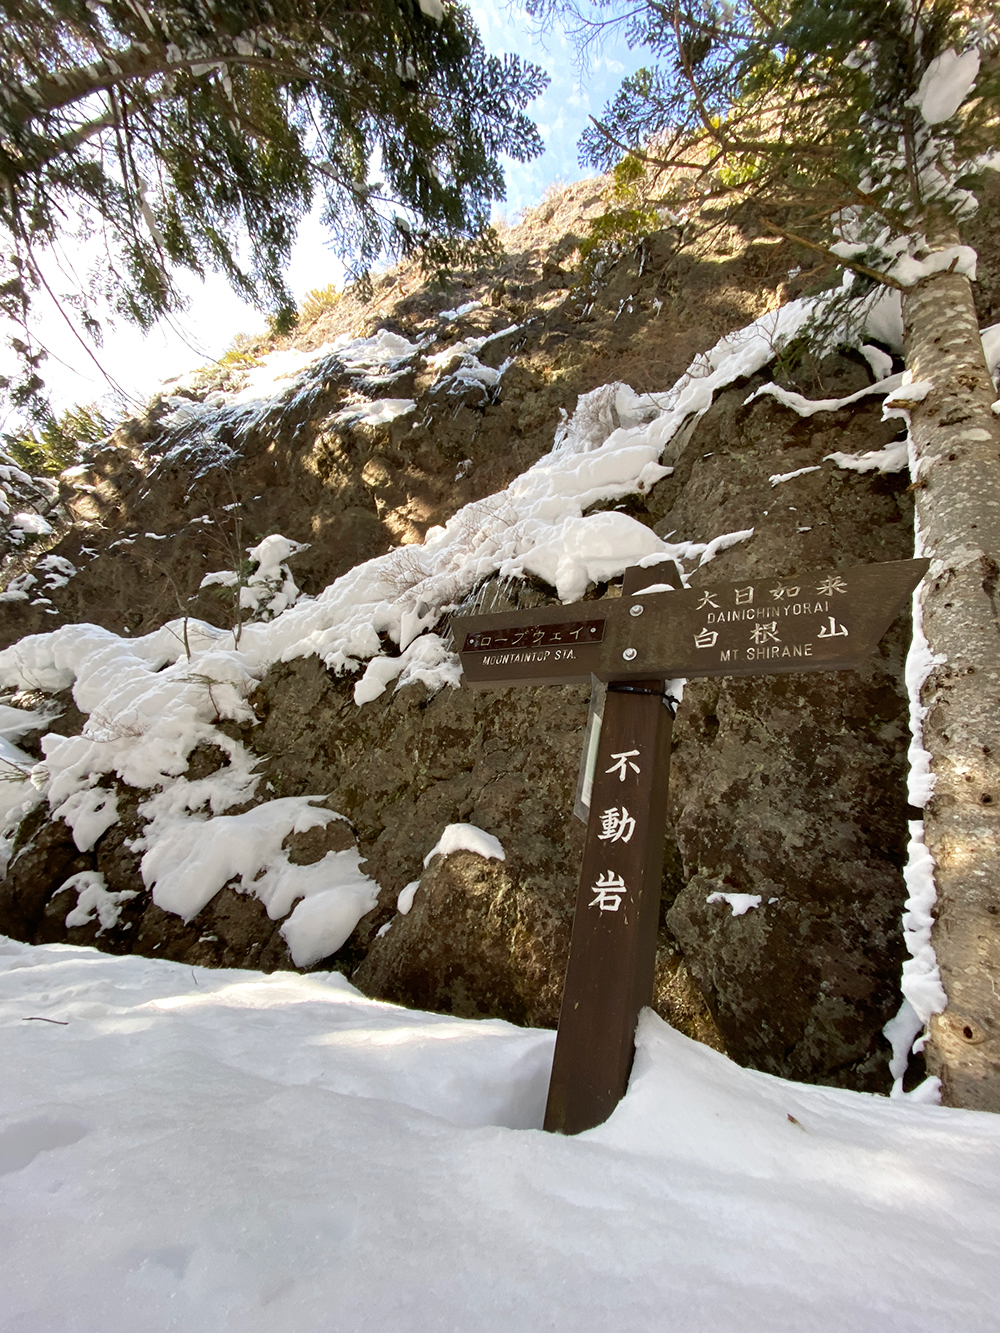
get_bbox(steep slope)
[5,176,1000,1094]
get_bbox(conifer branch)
[758,217,909,290]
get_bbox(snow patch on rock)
[769,466,822,486]
[61,870,137,932]
[826,443,909,474]
[706,892,762,917]
[423,823,506,867]
[136,795,377,967]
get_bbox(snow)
[397,879,420,914]
[353,651,411,705]
[883,817,948,1102]
[56,785,120,851]
[887,245,977,286]
[424,822,506,866]
[880,562,948,1091]
[199,569,238,589]
[769,465,821,486]
[860,343,894,380]
[35,553,76,589]
[864,289,905,352]
[245,533,306,582]
[696,526,754,567]
[11,511,53,536]
[0,572,35,602]
[228,341,346,403]
[438,299,480,319]
[914,48,981,125]
[900,821,948,1025]
[331,329,419,369]
[519,510,671,602]
[277,864,380,968]
[705,891,762,916]
[883,375,935,408]
[432,325,518,363]
[353,633,462,705]
[159,330,420,427]
[0,702,51,751]
[136,795,379,967]
[3,940,1000,1332]
[432,351,504,393]
[0,704,51,845]
[236,532,307,617]
[60,870,137,931]
[426,332,520,400]
[746,373,903,417]
[328,397,416,428]
[826,442,909,474]
[981,321,1000,381]
[905,583,945,810]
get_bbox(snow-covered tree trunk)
[903,262,1000,1110]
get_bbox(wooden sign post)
[452,558,929,1134]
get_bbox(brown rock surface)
[1,175,944,1093]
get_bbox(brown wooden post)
[543,679,674,1134]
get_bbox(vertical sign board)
[452,558,928,1134]
[545,678,673,1135]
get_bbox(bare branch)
[758,217,909,291]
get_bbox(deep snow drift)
[2,938,998,1333]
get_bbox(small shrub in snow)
[200,533,309,640]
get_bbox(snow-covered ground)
[2,938,999,1332]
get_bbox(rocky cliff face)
[5,177,999,1094]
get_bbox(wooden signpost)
[452,557,929,1134]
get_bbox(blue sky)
[7,3,645,420]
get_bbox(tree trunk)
[903,263,1000,1110]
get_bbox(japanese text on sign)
[606,750,641,782]
[589,871,628,912]
[691,575,852,662]
[597,807,635,843]
[463,619,604,653]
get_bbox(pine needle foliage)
[0,0,548,414]
[577,153,661,276]
[7,401,116,474]
[531,0,1000,289]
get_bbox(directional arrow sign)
[453,559,929,686]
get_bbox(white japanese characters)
[605,750,641,781]
[597,806,636,843]
[817,615,849,638]
[750,620,780,645]
[684,572,854,662]
[816,575,848,596]
[588,871,628,912]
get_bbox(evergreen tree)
[534,0,1000,1110]
[0,0,547,416]
[8,402,115,474]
